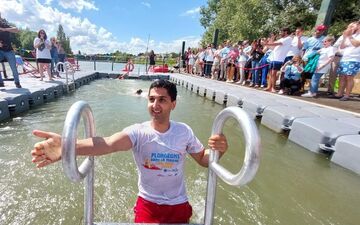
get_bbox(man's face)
[295,29,303,36]
[147,87,176,123]
[315,29,324,37]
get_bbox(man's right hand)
[31,130,62,168]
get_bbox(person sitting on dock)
[31,79,228,224]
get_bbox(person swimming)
[135,89,143,95]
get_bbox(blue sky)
[0,0,207,54]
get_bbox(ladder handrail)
[61,102,261,225]
[204,106,261,225]
[56,61,75,86]
[62,101,95,225]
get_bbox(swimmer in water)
[136,89,143,95]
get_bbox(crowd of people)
[0,14,66,88]
[183,21,360,101]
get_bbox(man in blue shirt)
[0,14,22,88]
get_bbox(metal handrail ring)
[210,106,261,186]
[62,101,95,182]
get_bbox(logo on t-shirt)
[143,152,180,175]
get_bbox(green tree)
[199,0,359,44]
[56,24,72,54]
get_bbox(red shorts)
[134,196,193,223]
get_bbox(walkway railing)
[61,101,261,225]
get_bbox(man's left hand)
[208,134,228,154]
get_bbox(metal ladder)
[56,61,76,93]
[62,101,261,225]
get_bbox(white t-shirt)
[271,36,292,62]
[316,46,336,74]
[123,121,204,205]
[34,37,51,59]
[286,36,308,57]
[341,34,360,62]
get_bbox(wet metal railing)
[62,101,95,225]
[204,106,261,225]
[56,62,75,92]
[61,102,260,225]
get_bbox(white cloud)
[181,7,200,16]
[44,0,53,5]
[0,0,201,54]
[141,2,151,8]
[58,0,98,13]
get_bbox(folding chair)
[66,58,80,71]
[16,55,40,78]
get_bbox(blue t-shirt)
[284,64,302,80]
[302,36,325,61]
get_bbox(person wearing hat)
[300,24,327,92]
[302,24,327,62]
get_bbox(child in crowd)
[302,36,336,98]
[278,55,304,95]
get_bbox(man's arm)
[31,130,132,168]
[264,41,282,47]
[190,134,228,168]
[0,26,19,33]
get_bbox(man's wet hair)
[149,79,177,101]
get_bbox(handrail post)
[204,107,261,225]
[62,101,96,225]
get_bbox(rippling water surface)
[1,79,359,225]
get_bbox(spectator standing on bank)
[187,50,195,74]
[327,22,359,96]
[334,21,360,101]
[0,14,22,88]
[57,41,66,72]
[249,39,264,87]
[264,27,292,92]
[285,27,308,63]
[149,50,156,71]
[211,44,223,80]
[302,36,336,98]
[204,44,215,78]
[302,24,327,62]
[50,37,59,77]
[34,29,52,81]
[219,40,231,81]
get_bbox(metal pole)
[180,41,185,72]
[315,0,338,29]
[145,34,150,74]
[212,29,219,49]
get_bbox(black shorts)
[37,58,51,63]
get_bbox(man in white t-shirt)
[30,79,228,224]
[285,27,308,63]
[264,27,292,92]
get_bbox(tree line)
[199,0,360,45]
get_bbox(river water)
[0,79,359,225]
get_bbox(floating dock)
[169,73,360,175]
[1,71,360,175]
